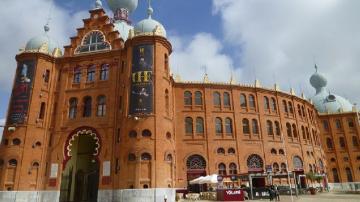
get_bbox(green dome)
[24,25,62,57]
[310,66,353,113]
[107,0,138,13]
[134,7,166,38]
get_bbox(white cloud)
[212,0,360,104]
[0,0,88,93]
[169,33,235,83]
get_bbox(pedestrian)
[269,186,275,201]
[274,185,280,201]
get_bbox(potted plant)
[306,172,317,195]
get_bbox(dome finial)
[315,63,318,72]
[147,0,154,18]
[95,0,103,9]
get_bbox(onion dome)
[134,1,167,38]
[24,24,62,57]
[310,65,353,113]
[107,0,138,13]
[95,0,103,9]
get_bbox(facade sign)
[50,163,59,178]
[7,60,36,125]
[129,44,154,115]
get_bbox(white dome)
[107,0,138,13]
[134,18,167,37]
[113,20,133,41]
[24,26,62,57]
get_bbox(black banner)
[7,60,36,125]
[129,44,154,115]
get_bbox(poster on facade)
[129,44,154,115]
[7,60,36,125]
[50,163,59,178]
[103,161,111,177]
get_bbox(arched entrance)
[60,127,101,202]
[186,154,206,193]
[293,156,306,188]
[247,154,264,188]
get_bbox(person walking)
[268,186,275,201]
[274,185,280,201]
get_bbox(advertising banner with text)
[129,44,154,115]
[7,60,36,125]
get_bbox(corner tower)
[118,1,175,189]
[0,24,62,191]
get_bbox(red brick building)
[0,0,358,201]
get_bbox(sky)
[0,0,360,134]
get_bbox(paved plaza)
[179,192,360,202]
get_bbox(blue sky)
[1,0,360,125]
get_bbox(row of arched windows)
[184,91,203,106]
[266,120,281,136]
[218,163,238,175]
[73,64,109,83]
[215,117,233,134]
[240,94,256,109]
[286,123,298,138]
[263,96,277,112]
[213,92,231,107]
[185,117,204,134]
[216,147,236,155]
[270,148,285,155]
[128,130,152,138]
[272,162,287,173]
[332,167,353,183]
[68,95,106,118]
[326,136,360,150]
[283,100,294,114]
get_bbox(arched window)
[322,120,329,131]
[166,132,172,139]
[309,164,313,172]
[353,136,359,147]
[141,153,152,161]
[184,91,192,106]
[229,163,237,174]
[301,126,306,140]
[217,148,225,154]
[129,130,137,138]
[345,167,353,182]
[100,64,109,80]
[330,158,336,162]
[271,98,277,112]
[185,117,193,134]
[326,138,333,149]
[247,154,264,171]
[293,156,303,170]
[83,96,92,117]
[39,102,46,119]
[142,129,151,137]
[249,95,256,109]
[335,119,342,129]
[301,106,306,117]
[240,94,247,108]
[281,163,287,172]
[69,98,78,119]
[286,123,292,137]
[223,92,231,107]
[213,92,221,106]
[297,105,302,116]
[195,91,203,105]
[196,117,204,133]
[8,159,17,167]
[164,54,169,70]
[225,118,233,134]
[12,139,21,146]
[187,155,206,170]
[264,96,270,110]
[218,163,226,175]
[275,121,281,136]
[339,137,346,148]
[166,154,173,162]
[348,118,355,128]
[87,65,96,82]
[267,120,274,136]
[273,163,280,173]
[243,119,250,134]
[292,124,298,138]
[128,153,136,161]
[283,100,288,113]
[215,118,223,134]
[332,168,340,183]
[288,102,293,114]
[73,67,81,83]
[252,119,259,134]
[228,148,235,154]
[271,148,277,154]
[306,127,310,140]
[165,89,169,115]
[97,95,106,117]
[75,31,111,54]
[279,149,285,155]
